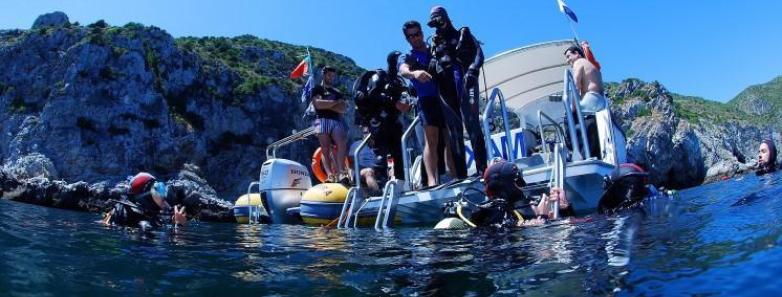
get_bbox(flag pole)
[566,18,580,43]
[306,47,313,77]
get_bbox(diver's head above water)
[483,161,527,204]
[128,172,170,214]
[599,163,650,212]
[757,139,777,174]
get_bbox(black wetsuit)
[107,198,169,229]
[354,70,407,181]
[430,25,487,177]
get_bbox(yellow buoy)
[233,193,266,224]
[300,183,349,225]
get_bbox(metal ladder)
[336,133,372,229]
[374,180,400,230]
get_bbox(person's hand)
[412,70,432,83]
[102,210,113,225]
[549,187,570,210]
[395,101,411,112]
[172,205,187,226]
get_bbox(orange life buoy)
[311,147,351,183]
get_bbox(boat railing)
[401,115,421,191]
[265,127,317,159]
[562,69,590,161]
[481,88,514,165]
[537,110,567,162]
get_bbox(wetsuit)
[469,198,521,229]
[354,70,407,182]
[107,198,169,229]
[430,25,487,177]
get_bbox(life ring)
[311,147,351,183]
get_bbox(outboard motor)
[258,159,312,224]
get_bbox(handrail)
[336,133,372,230]
[481,88,513,163]
[374,180,399,230]
[562,69,590,160]
[244,181,261,224]
[336,187,356,229]
[265,127,317,159]
[547,143,566,220]
[353,133,372,195]
[401,115,421,191]
[537,110,567,158]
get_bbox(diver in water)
[598,163,669,214]
[756,139,777,175]
[466,161,570,228]
[353,51,412,189]
[102,172,187,230]
[427,6,488,178]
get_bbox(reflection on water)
[1,172,782,295]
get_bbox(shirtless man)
[564,45,606,113]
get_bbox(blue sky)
[2,1,781,102]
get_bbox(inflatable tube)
[311,147,351,183]
[299,183,349,225]
[233,193,268,224]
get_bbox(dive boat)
[244,40,627,228]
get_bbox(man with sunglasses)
[102,172,187,229]
[400,20,456,187]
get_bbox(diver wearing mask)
[353,51,412,183]
[102,172,187,230]
[427,6,488,178]
[598,163,656,213]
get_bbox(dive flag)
[557,0,578,23]
[290,55,310,79]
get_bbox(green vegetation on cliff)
[175,35,364,96]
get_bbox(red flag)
[290,55,310,79]
[581,41,601,70]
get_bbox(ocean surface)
[2,172,782,296]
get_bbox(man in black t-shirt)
[311,66,349,182]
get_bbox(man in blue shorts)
[399,20,456,187]
[311,66,349,183]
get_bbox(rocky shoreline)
[0,163,234,222]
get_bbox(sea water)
[1,171,781,296]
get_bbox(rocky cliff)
[607,78,780,188]
[0,12,363,216]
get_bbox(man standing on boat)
[353,51,412,191]
[427,6,488,178]
[399,20,455,187]
[564,44,606,158]
[311,66,350,183]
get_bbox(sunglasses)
[406,31,422,39]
